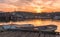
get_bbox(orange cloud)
[0,3,18,12]
[0,0,60,13]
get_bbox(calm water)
[0,19,60,32]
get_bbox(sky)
[0,0,60,13]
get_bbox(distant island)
[0,11,60,22]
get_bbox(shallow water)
[0,19,60,32]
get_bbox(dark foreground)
[0,31,60,37]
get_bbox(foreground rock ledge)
[0,31,59,37]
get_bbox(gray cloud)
[0,0,5,3]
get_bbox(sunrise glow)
[0,0,60,13]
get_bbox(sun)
[34,6,42,13]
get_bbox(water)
[0,19,60,32]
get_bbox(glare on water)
[0,19,60,32]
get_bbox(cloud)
[0,0,5,3]
[0,0,60,12]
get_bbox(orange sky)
[0,0,60,13]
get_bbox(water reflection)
[0,19,60,32]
